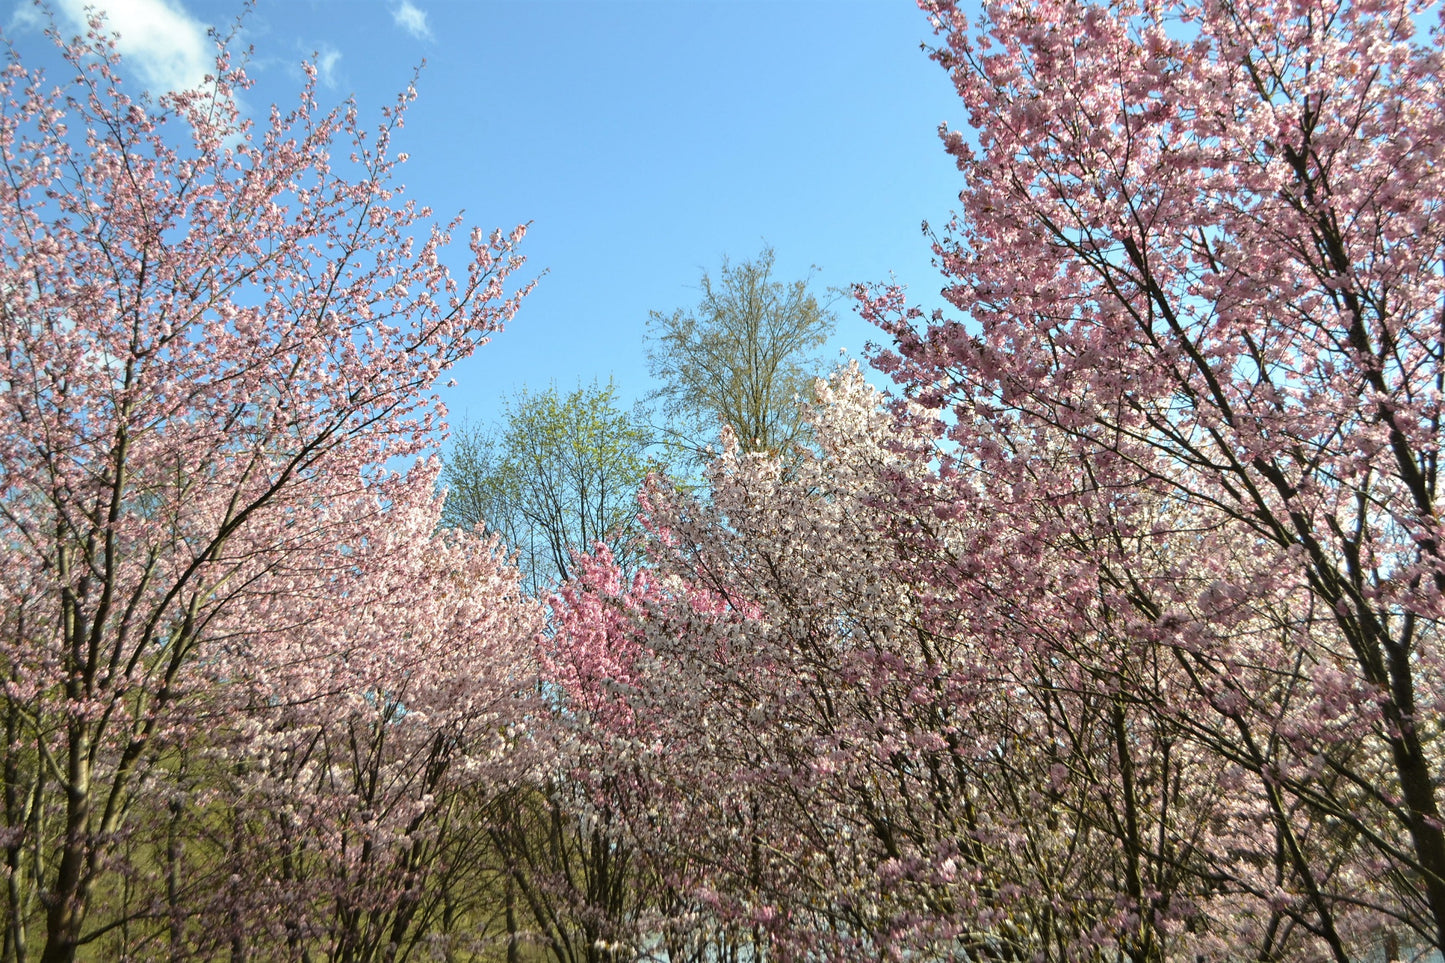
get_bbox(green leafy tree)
[646,246,835,464]
[441,381,654,593]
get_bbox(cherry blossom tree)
[495,548,676,963]
[194,480,542,963]
[0,14,531,962]
[861,0,1445,954]
[551,370,1218,960]
[79,476,543,962]
[551,355,1431,960]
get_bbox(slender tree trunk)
[40,736,90,963]
[505,873,519,963]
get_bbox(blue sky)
[6,0,968,437]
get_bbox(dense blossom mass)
[2,0,1443,959]
[546,0,1445,958]
[0,14,536,963]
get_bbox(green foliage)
[646,246,835,466]
[442,381,655,593]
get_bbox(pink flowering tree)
[191,477,542,962]
[551,368,1280,960]
[88,474,543,961]
[500,548,677,963]
[861,0,1445,954]
[0,15,530,963]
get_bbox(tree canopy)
[645,246,835,464]
[0,16,536,962]
[442,381,655,593]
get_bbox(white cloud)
[53,0,213,93]
[315,45,342,89]
[8,4,46,32]
[392,0,432,40]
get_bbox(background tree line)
[442,244,836,596]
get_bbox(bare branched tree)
[646,246,835,465]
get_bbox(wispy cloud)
[7,4,46,32]
[52,0,213,93]
[392,1,432,41]
[315,45,342,89]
